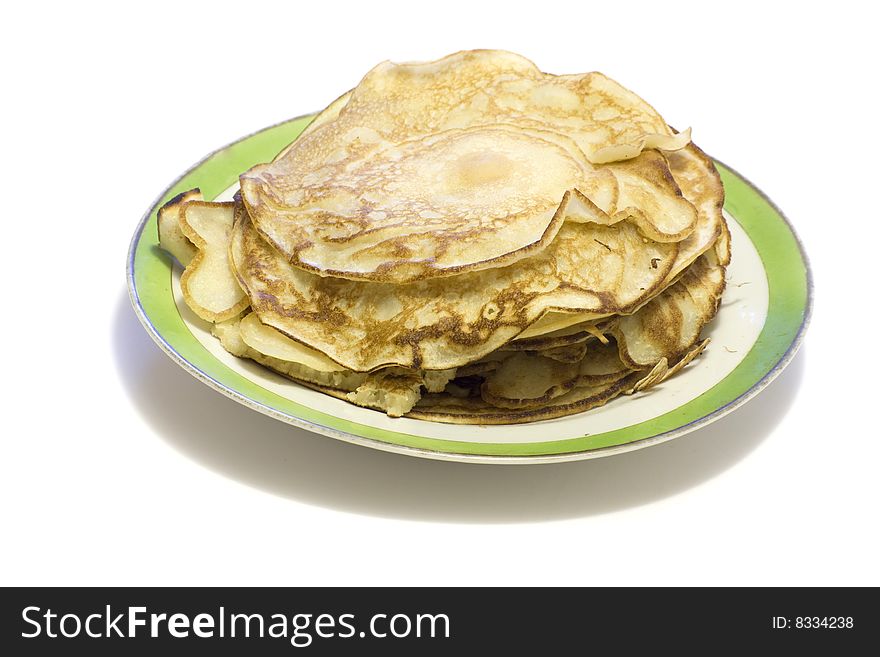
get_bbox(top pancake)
[240,50,694,283]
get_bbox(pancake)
[238,311,346,373]
[298,369,642,425]
[231,197,679,372]
[539,341,590,363]
[480,340,633,410]
[178,201,249,322]
[408,337,708,425]
[157,189,200,266]
[212,316,368,391]
[502,320,614,351]
[240,50,694,284]
[248,125,586,283]
[614,251,726,369]
[512,141,724,342]
[409,374,640,425]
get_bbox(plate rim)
[127,114,813,465]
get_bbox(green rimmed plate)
[127,115,812,464]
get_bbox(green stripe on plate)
[129,116,811,458]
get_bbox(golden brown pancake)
[230,197,679,372]
[240,50,694,284]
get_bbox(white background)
[3,1,878,586]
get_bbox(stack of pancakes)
[158,50,729,424]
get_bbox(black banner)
[1,587,874,654]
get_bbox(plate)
[127,115,812,464]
